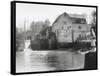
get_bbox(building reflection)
[16,50,85,73]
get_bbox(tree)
[91,11,96,35]
[16,27,25,51]
[30,21,44,37]
[45,19,50,25]
[30,19,51,37]
[91,11,96,27]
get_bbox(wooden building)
[52,12,90,48]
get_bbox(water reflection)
[16,49,85,73]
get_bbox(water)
[16,49,85,73]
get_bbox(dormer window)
[71,17,87,24]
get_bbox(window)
[63,21,67,25]
[78,26,82,29]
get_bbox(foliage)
[91,11,96,27]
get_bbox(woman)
[84,27,97,69]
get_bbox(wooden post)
[72,30,74,42]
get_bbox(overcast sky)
[16,3,96,29]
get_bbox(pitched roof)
[52,12,70,25]
[52,12,87,25]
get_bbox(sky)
[16,3,96,29]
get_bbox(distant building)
[52,12,90,43]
